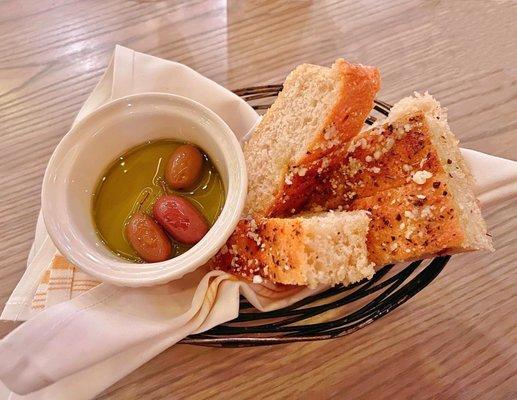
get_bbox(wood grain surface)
[0,1,516,399]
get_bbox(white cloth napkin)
[1,46,516,400]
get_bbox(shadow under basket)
[181,85,451,347]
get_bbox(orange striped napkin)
[31,256,101,311]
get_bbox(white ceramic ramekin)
[42,93,247,286]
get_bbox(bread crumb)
[419,156,428,168]
[230,256,239,267]
[405,227,415,240]
[347,157,362,176]
[385,137,395,150]
[421,205,434,218]
[404,210,415,219]
[412,170,433,184]
[285,173,293,185]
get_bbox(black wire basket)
[181,85,451,347]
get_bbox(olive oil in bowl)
[92,140,225,262]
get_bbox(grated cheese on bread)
[304,92,494,265]
[210,211,372,289]
[212,75,492,287]
[209,59,380,287]
[244,59,380,218]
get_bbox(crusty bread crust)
[213,78,492,286]
[211,59,380,287]
[351,180,469,265]
[245,59,380,218]
[304,93,493,265]
[210,211,372,288]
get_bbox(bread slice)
[304,92,494,265]
[244,59,380,218]
[210,211,372,288]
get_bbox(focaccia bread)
[244,59,380,218]
[210,211,372,289]
[304,92,494,265]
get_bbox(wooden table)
[1,1,516,399]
